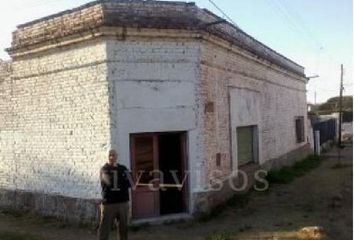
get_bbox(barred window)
[295,116,305,143]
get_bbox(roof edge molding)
[6,0,305,76]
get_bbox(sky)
[0,0,352,103]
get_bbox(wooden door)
[130,134,160,219]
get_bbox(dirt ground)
[0,145,352,240]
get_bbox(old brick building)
[0,0,310,222]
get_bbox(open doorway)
[130,132,188,219]
[159,133,186,215]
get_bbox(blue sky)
[0,0,352,103]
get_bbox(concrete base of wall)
[262,143,312,170]
[0,144,312,223]
[0,189,98,224]
[193,144,312,215]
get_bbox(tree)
[317,96,353,112]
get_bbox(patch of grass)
[128,223,151,232]
[238,224,253,232]
[205,232,231,240]
[196,193,252,222]
[0,232,42,240]
[225,192,251,208]
[331,163,352,169]
[196,204,225,223]
[163,218,189,226]
[175,220,197,229]
[0,208,29,218]
[33,215,60,225]
[267,155,321,184]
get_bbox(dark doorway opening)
[158,133,185,215]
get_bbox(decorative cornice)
[6,0,305,77]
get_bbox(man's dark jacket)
[100,163,131,204]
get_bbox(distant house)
[307,103,315,112]
[0,0,310,222]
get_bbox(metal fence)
[312,118,337,146]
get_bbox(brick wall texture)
[0,40,110,199]
[200,39,308,181]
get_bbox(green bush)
[266,155,321,184]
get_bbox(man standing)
[98,149,131,240]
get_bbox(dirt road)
[0,146,352,240]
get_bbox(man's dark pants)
[98,202,129,240]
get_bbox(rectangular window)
[295,116,305,143]
[237,126,258,166]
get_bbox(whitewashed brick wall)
[0,0,310,219]
[0,33,308,208]
[0,61,15,189]
[200,39,308,180]
[0,40,110,199]
[106,39,207,203]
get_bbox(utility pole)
[314,91,317,105]
[338,64,344,146]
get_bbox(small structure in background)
[342,122,353,143]
[308,94,353,154]
[312,117,337,154]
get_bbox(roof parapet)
[7,0,304,76]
